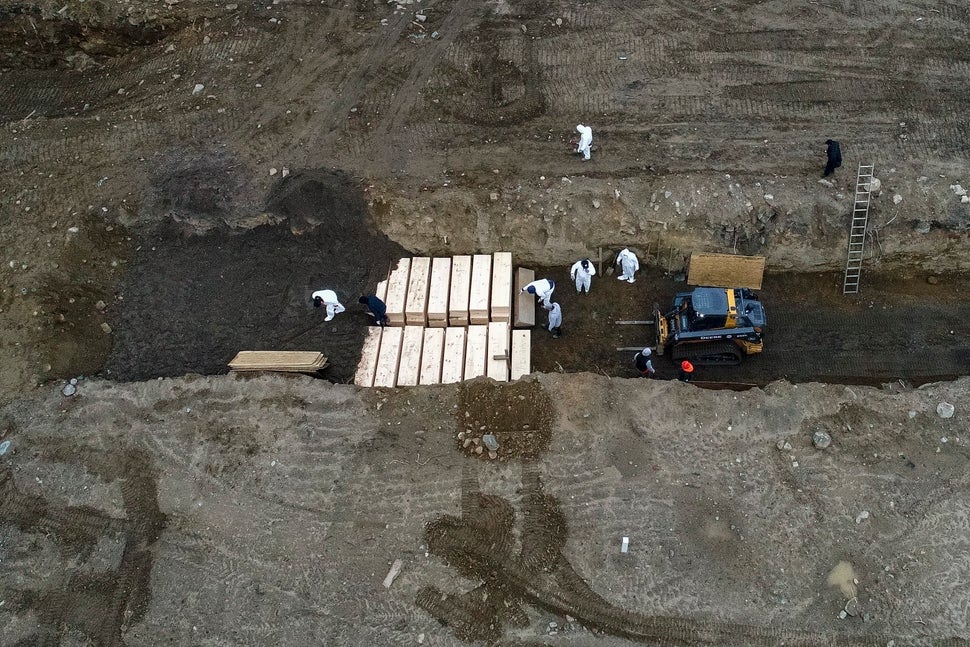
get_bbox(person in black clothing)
[633,348,655,377]
[823,139,842,177]
[359,295,389,327]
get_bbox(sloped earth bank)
[1,374,969,645]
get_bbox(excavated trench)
[98,211,970,388]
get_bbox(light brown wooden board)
[385,258,411,326]
[353,328,382,387]
[427,257,451,325]
[396,325,425,386]
[510,329,531,381]
[687,253,765,290]
[448,255,471,326]
[514,267,536,328]
[405,257,431,326]
[464,325,488,378]
[374,327,403,387]
[486,321,510,382]
[490,252,513,322]
[229,351,327,371]
[441,327,466,384]
[469,254,492,324]
[419,327,445,385]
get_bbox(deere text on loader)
[654,253,767,366]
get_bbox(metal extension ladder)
[842,163,874,294]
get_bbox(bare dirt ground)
[1,0,970,644]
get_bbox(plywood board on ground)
[374,327,403,387]
[229,351,328,372]
[490,252,513,322]
[687,253,765,290]
[405,257,431,326]
[514,267,536,328]
[464,325,488,379]
[419,328,445,385]
[353,328,383,387]
[427,257,451,327]
[385,258,411,326]
[397,326,424,386]
[441,327,466,384]
[469,254,492,324]
[486,322,510,382]
[510,330,531,381]
[449,255,472,326]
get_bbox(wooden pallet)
[229,351,328,373]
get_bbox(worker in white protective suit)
[575,124,593,161]
[615,248,640,283]
[312,289,345,321]
[521,278,555,307]
[570,258,596,293]
[545,302,562,338]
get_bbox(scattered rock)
[0,440,9,455]
[489,192,499,201]
[592,199,601,209]
[62,383,77,397]
[812,431,832,449]
[926,275,940,285]
[488,450,497,459]
[914,221,931,234]
[95,300,107,311]
[855,510,870,524]
[100,322,113,334]
[430,31,441,39]
[962,196,970,204]
[482,433,499,451]
[192,83,205,95]
[936,402,955,419]
[462,438,472,448]
[867,177,881,193]
[844,597,860,617]
[838,610,848,620]
[949,184,967,196]
[818,179,834,188]
[415,13,426,21]
[226,3,238,8]
[893,194,902,204]
[474,445,484,455]
[775,439,792,451]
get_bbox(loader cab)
[674,287,767,333]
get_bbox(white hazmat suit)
[521,278,555,307]
[570,259,596,293]
[576,124,593,160]
[312,289,346,321]
[615,248,640,283]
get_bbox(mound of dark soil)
[104,170,408,382]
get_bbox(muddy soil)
[1,0,970,645]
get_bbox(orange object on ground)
[681,360,694,373]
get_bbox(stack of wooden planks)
[229,351,328,373]
[353,251,530,387]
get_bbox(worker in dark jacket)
[359,295,389,327]
[823,139,842,177]
[634,348,656,377]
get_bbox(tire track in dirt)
[1,443,165,646]
[418,460,938,646]
[239,6,412,168]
